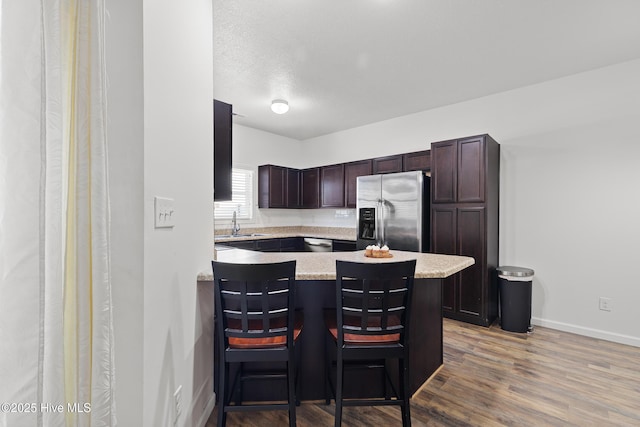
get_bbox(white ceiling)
[213,0,640,141]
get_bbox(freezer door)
[381,171,423,252]
[356,175,382,249]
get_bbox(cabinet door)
[457,136,486,203]
[286,168,301,208]
[258,165,270,208]
[258,165,286,208]
[344,160,372,208]
[255,239,281,252]
[372,154,403,174]
[403,150,431,172]
[321,164,345,208]
[457,206,486,317]
[301,168,320,208]
[332,239,357,252]
[270,166,287,208]
[431,140,457,203]
[222,240,255,250]
[280,237,304,252]
[213,99,232,201]
[431,206,457,312]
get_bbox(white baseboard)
[532,317,640,348]
[195,394,216,427]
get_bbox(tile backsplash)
[215,208,357,230]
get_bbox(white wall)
[109,0,215,424]
[142,1,214,426]
[105,1,144,426]
[233,59,640,346]
[222,125,303,229]
[107,0,215,425]
[223,124,358,230]
[500,119,640,344]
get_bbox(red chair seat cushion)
[228,311,303,349]
[325,310,400,345]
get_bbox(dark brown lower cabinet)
[220,237,355,253]
[254,239,280,252]
[219,237,305,252]
[431,206,456,312]
[457,207,488,318]
[332,239,357,252]
[220,239,255,250]
[280,237,304,252]
[432,204,497,326]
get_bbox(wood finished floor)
[206,318,640,426]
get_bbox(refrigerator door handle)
[374,199,380,245]
[378,198,385,246]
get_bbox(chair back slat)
[212,261,296,343]
[336,260,416,345]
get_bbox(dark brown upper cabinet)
[258,165,287,208]
[344,159,373,208]
[431,140,458,203]
[432,136,489,204]
[372,154,403,174]
[213,99,232,201]
[286,168,301,208]
[301,167,320,208]
[257,146,437,209]
[320,163,345,208]
[403,150,431,172]
[457,137,486,203]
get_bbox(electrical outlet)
[155,196,175,228]
[599,297,612,312]
[174,385,182,425]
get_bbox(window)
[214,168,254,220]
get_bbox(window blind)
[214,168,254,220]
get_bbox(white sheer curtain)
[0,1,116,426]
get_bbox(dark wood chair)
[325,259,416,427]
[211,260,302,427]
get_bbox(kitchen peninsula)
[196,246,474,403]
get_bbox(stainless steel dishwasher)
[303,237,333,252]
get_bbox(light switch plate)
[154,196,175,228]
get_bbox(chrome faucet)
[231,210,241,236]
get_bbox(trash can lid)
[497,266,534,277]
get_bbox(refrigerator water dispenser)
[358,207,376,240]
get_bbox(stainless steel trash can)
[497,266,534,333]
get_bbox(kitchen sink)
[215,233,271,239]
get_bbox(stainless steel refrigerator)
[356,170,430,252]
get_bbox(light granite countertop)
[198,248,474,281]
[214,226,356,243]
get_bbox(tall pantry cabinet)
[431,134,500,327]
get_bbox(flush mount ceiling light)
[271,99,289,114]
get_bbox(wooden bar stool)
[211,260,303,427]
[325,259,416,427]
